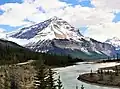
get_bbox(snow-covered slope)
[105,37,120,50]
[8,16,115,59]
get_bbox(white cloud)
[81,0,120,41]
[0,0,68,26]
[0,0,115,27]
[84,22,120,42]
[62,7,114,27]
[91,0,120,12]
[0,0,120,42]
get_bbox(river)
[54,62,120,89]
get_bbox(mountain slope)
[105,37,120,50]
[9,16,115,59]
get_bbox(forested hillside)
[0,39,83,66]
[0,39,40,65]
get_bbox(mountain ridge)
[8,16,116,59]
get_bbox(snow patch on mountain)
[8,37,30,46]
[105,37,120,50]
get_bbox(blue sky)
[113,12,120,23]
[60,0,94,7]
[0,25,22,32]
[0,0,120,41]
[0,0,22,5]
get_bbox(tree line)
[0,42,83,66]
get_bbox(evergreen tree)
[34,64,48,89]
[57,75,63,89]
[47,68,56,89]
[97,70,100,74]
[100,70,103,74]
[81,85,84,89]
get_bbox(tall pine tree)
[57,75,63,89]
[34,64,48,89]
[47,68,56,89]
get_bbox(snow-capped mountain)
[8,16,115,59]
[105,37,120,50]
[9,16,83,41]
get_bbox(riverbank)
[77,65,120,88]
[95,59,120,64]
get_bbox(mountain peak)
[51,16,60,20]
[9,16,83,40]
[112,37,120,41]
